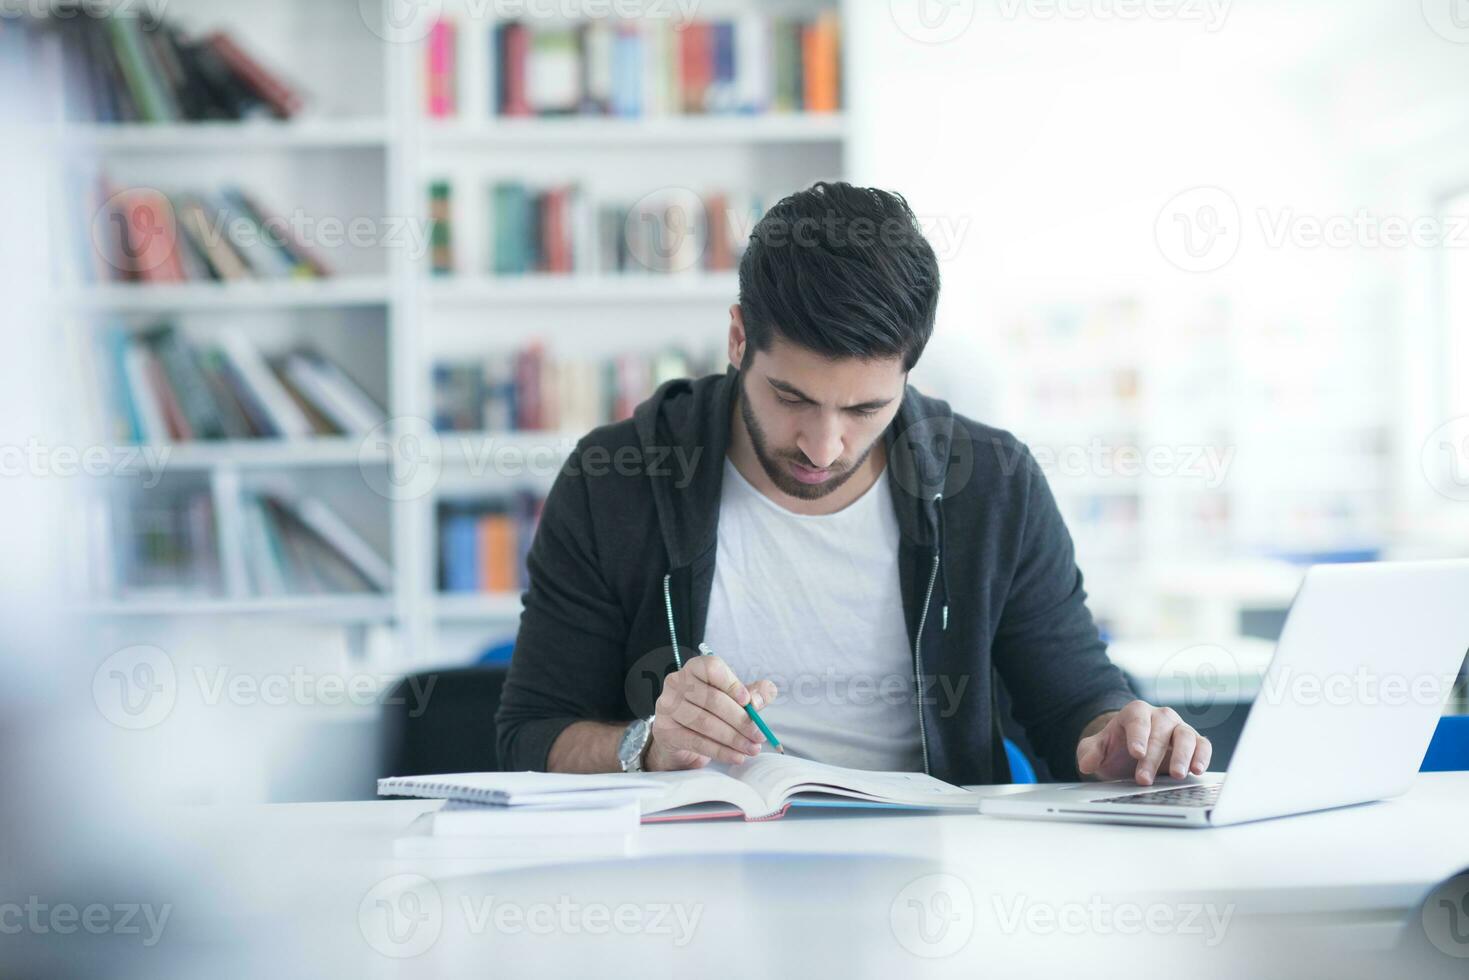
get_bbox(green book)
[105,18,176,123]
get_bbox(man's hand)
[1076,700,1212,785]
[644,655,778,772]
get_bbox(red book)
[704,192,730,271]
[547,189,572,274]
[515,344,543,430]
[679,23,712,114]
[502,23,531,117]
[206,32,303,119]
[115,189,185,283]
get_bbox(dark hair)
[737,181,940,372]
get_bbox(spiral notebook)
[377,771,666,808]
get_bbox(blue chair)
[1004,738,1037,784]
[1420,715,1469,772]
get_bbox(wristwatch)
[618,716,654,772]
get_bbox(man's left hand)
[1076,700,1212,785]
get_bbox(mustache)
[776,449,850,472]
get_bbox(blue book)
[442,512,480,592]
[610,28,642,118]
[712,22,735,113]
[105,327,144,444]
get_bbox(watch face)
[620,718,649,770]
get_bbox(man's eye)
[850,408,880,418]
[777,397,804,407]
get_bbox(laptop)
[979,559,1469,828]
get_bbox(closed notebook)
[640,754,977,822]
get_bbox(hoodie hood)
[632,367,963,569]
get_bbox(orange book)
[803,12,840,114]
[478,513,517,593]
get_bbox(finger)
[748,679,778,711]
[688,654,750,706]
[1190,735,1213,774]
[685,671,762,739]
[671,701,761,755]
[1137,709,1178,785]
[1076,733,1103,775]
[664,720,752,766]
[1167,725,1198,779]
[1120,702,1152,761]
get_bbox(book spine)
[105,18,175,123]
[205,32,303,119]
[503,23,531,117]
[426,19,456,118]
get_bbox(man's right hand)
[644,655,779,771]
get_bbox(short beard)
[737,375,877,501]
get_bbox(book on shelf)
[455,178,756,277]
[425,18,457,118]
[16,7,305,124]
[487,12,840,118]
[428,180,455,275]
[438,493,545,596]
[85,323,386,445]
[73,171,332,285]
[237,493,390,598]
[76,486,222,601]
[432,343,719,434]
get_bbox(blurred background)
[1,0,1466,814]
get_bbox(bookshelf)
[47,0,850,676]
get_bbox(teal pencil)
[697,642,784,754]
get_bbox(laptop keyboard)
[1092,783,1222,807]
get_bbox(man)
[497,181,1211,786]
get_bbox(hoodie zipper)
[914,551,939,776]
[663,573,682,668]
[913,491,946,777]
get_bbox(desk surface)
[167,773,1469,979]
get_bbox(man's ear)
[727,304,746,370]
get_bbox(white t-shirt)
[701,458,924,772]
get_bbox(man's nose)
[799,420,844,469]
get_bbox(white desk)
[166,773,1469,978]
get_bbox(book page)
[726,753,975,809]
[638,768,765,816]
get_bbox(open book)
[640,753,977,822]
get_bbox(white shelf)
[62,277,394,313]
[56,118,391,151]
[425,273,738,307]
[72,594,396,622]
[433,593,524,622]
[421,114,846,148]
[105,438,387,471]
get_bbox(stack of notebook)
[379,772,666,860]
[380,757,977,859]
